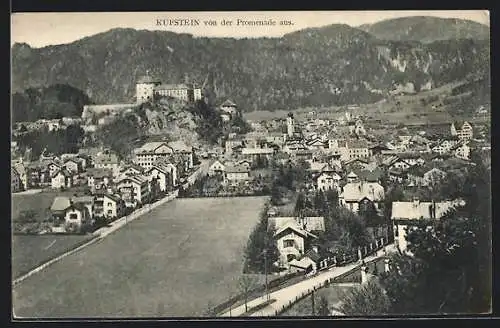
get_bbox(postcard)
[11,10,491,319]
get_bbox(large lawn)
[12,196,268,318]
[11,190,78,222]
[12,234,97,279]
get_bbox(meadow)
[11,190,77,222]
[12,234,97,279]
[12,196,268,318]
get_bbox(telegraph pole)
[311,290,316,315]
[264,248,268,300]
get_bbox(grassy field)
[11,190,80,222]
[12,234,97,279]
[12,196,268,318]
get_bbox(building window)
[283,239,295,248]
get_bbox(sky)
[11,10,490,48]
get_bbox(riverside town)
[11,11,491,319]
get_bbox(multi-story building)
[315,171,341,192]
[134,141,193,172]
[11,167,22,192]
[147,162,177,192]
[452,142,471,160]
[12,162,28,190]
[133,142,174,170]
[116,174,150,207]
[339,182,385,213]
[154,83,202,102]
[136,74,162,104]
[135,73,202,104]
[94,194,126,219]
[86,168,113,192]
[451,121,474,141]
[392,199,461,253]
[224,165,250,184]
[273,223,318,267]
[347,139,370,161]
[94,150,120,176]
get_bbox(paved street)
[220,244,397,317]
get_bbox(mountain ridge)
[358,16,489,43]
[12,16,490,113]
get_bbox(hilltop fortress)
[135,73,202,104]
[81,73,203,128]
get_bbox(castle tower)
[136,70,161,104]
[286,113,295,138]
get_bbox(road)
[12,189,43,196]
[220,244,397,317]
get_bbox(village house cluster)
[11,82,490,271]
[11,139,196,233]
[205,109,489,272]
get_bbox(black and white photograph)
[10,10,491,319]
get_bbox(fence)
[178,192,270,199]
[213,271,303,316]
[214,236,393,317]
[272,236,392,317]
[318,236,393,271]
[13,192,179,287]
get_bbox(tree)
[243,205,280,274]
[238,274,258,313]
[313,190,326,214]
[339,279,391,315]
[18,124,28,133]
[270,183,284,206]
[377,157,491,315]
[318,295,330,316]
[358,200,381,227]
[294,192,306,216]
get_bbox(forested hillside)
[12,84,93,123]
[358,16,489,43]
[11,17,490,113]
